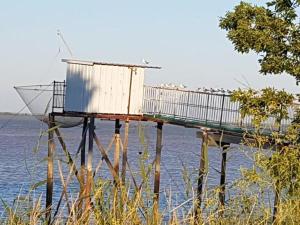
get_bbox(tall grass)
[1,123,300,225]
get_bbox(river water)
[0,114,254,216]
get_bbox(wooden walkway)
[142,86,295,134]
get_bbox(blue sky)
[1,0,298,112]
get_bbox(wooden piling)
[219,143,229,214]
[114,119,121,179]
[272,182,280,223]
[46,115,55,224]
[196,129,209,215]
[54,128,81,183]
[86,117,95,211]
[93,132,120,184]
[153,122,163,219]
[121,120,129,184]
[79,117,88,214]
[81,117,88,179]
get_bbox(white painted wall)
[64,62,144,115]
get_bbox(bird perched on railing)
[203,88,210,92]
[158,83,187,90]
[195,87,234,95]
[178,84,187,89]
[142,59,150,65]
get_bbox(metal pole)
[52,81,56,112]
[185,91,190,121]
[219,94,225,127]
[86,117,95,211]
[62,80,66,112]
[205,94,210,124]
[121,119,129,184]
[46,114,55,224]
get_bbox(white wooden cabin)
[62,59,160,115]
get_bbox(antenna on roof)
[57,29,74,58]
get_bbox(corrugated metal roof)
[62,59,161,69]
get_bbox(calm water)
[0,115,254,215]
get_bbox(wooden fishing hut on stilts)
[45,59,163,223]
[14,59,293,223]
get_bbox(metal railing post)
[219,94,225,127]
[62,80,66,112]
[52,81,56,113]
[185,91,190,121]
[205,94,210,124]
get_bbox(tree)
[220,2,300,223]
[220,0,300,83]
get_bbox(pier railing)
[142,86,295,132]
[52,81,66,113]
[51,82,296,132]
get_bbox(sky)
[1,0,299,112]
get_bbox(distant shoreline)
[0,112,31,116]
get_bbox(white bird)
[142,59,150,65]
[178,84,187,89]
[220,88,226,94]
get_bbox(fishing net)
[14,83,82,128]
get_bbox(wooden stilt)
[113,119,121,219]
[196,129,209,216]
[219,143,229,215]
[114,119,121,180]
[272,181,280,223]
[86,117,95,211]
[46,114,56,224]
[121,119,129,184]
[273,145,283,224]
[54,128,81,183]
[79,117,88,215]
[81,117,88,180]
[93,132,120,184]
[51,125,89,221]
[153,122,163,220]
